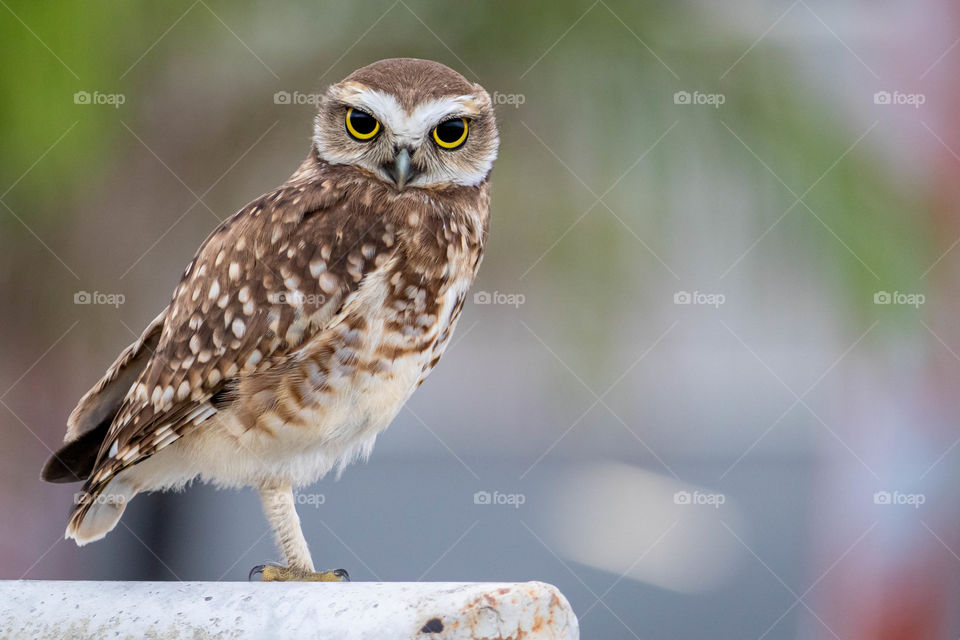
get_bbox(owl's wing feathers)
[66,309,167,443]
[77,168,399,501]
[40,310,167,484]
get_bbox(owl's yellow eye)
[432,118,468,149]
[345,108,380,141]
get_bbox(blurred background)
[2,0,959,637]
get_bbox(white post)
[0,580,578,639]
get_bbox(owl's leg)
[249,484,349,582]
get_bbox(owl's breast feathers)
[77,155,489,497]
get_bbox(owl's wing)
[41,309,166,483]
[67,309,167,441]
[74,167,399,504]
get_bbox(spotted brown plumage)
[44,58,498,579]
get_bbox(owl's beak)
[388,147,415,190]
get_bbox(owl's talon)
[249,563,350,582]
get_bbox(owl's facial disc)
[313,81,498,190]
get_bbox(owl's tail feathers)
[41,420,110,483]
[65,478,136,546]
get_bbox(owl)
[41,58,499,581]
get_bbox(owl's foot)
[249,564,350,582]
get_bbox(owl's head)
[313,58,499,190]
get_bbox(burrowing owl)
[41,58,498,581]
